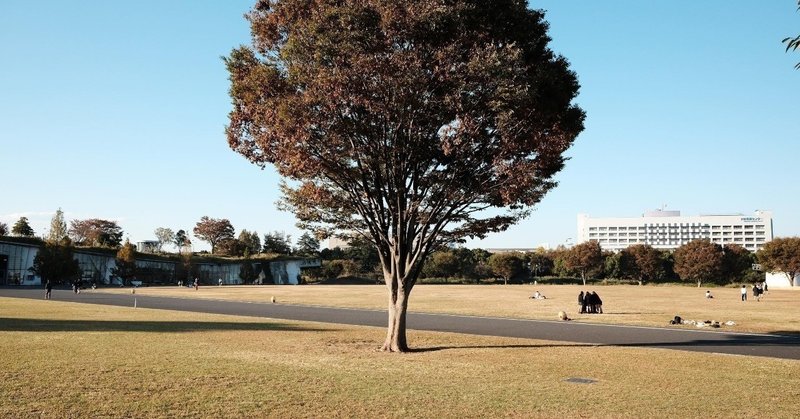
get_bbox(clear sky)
[1,1,798,252]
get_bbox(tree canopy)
[11,217,35,237]
[487,252,525,285]
[30,238,81,284]
[263,231,293,254]
[112,240,137,285]
[193,217,235,254]
[69,219,124,247]
[296,232,321,256]
[564,241,602,285]
[174,229,191,251]
[0,222,8,236]
[47,208,68,244]
[620,244,663,285]
[673,240,723,288]
[226,0,583,351]
[758,237,800,287]
[154,227,175,253]
[238,229,262,255]
[784,0,800,69]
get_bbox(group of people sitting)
[578,291,603,314]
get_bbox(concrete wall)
[765,271,800,288]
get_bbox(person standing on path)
[740,285,747,301]
[44,280,52,300]
[193,277,199,291]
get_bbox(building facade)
[0,239,320,286]
[577,210,773,252]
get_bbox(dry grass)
[1,297,799,418]
[101,284,800,334]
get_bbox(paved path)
[2,288,799,360]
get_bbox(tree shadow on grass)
[411,331,800,355]
[0,318,333,333]
[409,343,598,353]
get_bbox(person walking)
[740,285,747,301]
[44,280,52,300]
[193,277,199,291]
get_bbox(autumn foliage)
[226,0,584,351]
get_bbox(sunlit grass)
[1,297,799,418]
[100,284,800,334]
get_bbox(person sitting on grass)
[705,290,713,299]
[530,291,546,299]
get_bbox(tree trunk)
[581,271,587,286]
[382,279,410,352]
[697,280,702,288]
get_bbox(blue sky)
[1,1,798,252]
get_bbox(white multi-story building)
[577,210,773,252]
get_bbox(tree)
[193,216,235,254]
[47,208,68,243]
[238,229,262,255]
[673,240,723,288]
[564,241,603,285]
[239,257,259,284]
[216,238,245,257]
[758,237,800,287]
[422,250,461,279]
[174,229,191,251]
[0,222,8,236]
[11,217,35,237]
[721,243,753,284]
[487,252,525,285]
[112,240,137,286]
[263,231,292,255]
[296,232,320,256]
[526,251,554,278]
[69,219,124,247]
[30,238,81,285]
[621,244,663,285]
[226,0,583,351]
[154,227,175,253]
[452,247,479,280]
[784,1,800,69]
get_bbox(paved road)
[2,288,799,360]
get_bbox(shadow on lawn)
[0,318,332,333]
[410,343,595,352]
[412,331,800,354]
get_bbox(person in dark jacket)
[592,291,603,314]
[577,291,584,310]
[45,280,52,300]
[580,291,589,314]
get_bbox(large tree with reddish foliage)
[621,244,663,285]
[758,237,800,287]
[564,241,602,285]
[69,219,123,247]
[225,0,584,351]
[673,240,723,288]
[193,217,235,254]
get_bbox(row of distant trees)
[0,211,321,257]
[6,210,799,287]
[1,213,126,248]
[313,238,800,288]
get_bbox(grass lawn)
[100,284,800,334]
[1,297,799,418]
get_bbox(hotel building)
[577,210,773,252]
